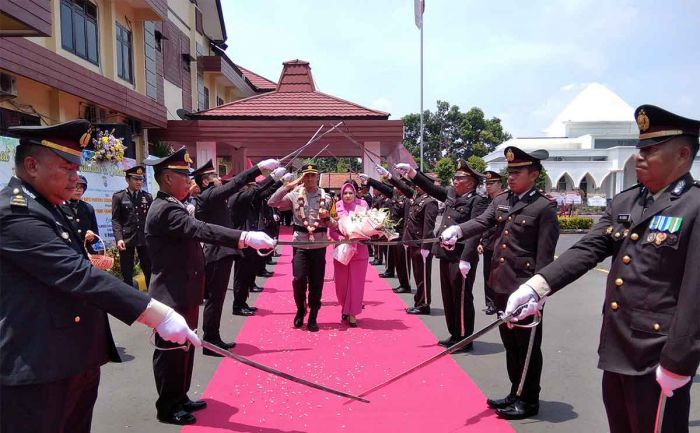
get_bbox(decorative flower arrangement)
[296,186,328,241]
[338,208,399,241]
[91,129,126,163]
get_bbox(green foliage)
[467,155,486,173]
[434,157,455,186]
[557,216,594,230]
[402,101,512,168]
[149,141,175,157]
[301,157,362,174]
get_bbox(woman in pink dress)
[329,180,369,327]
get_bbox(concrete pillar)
[230,147,248,174]
[363,141,381,179]
[196,141,216,168]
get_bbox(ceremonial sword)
[654,394,667,433]
[200,341,369,403]
[355,303,540,399]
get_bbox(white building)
[485,83,700,202]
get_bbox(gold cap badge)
[637,109,650,132]
[136,168,144,175]
[506,148,515,162]
[184,152,193,164]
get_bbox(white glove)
[155,309,201,347]
[358,173,369,184]
[459,260,471,277]
[244,231,276,250]
[394,163,416,178]
[656,365,691,397]
[375,165,392,179]
[504,284,541,322]
[270,167,287,181]
[281,173,294,184]
[257,159,280,171]
[440,225,462,247]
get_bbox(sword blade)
[654,394,667,433]
[200,341,369,403]
[357,314,507,398]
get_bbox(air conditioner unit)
[0,73,17,99]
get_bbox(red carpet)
[184,228,514,433]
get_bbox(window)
[216,96,224,106]
[202,87,210,110]
[196,42,206,110]
[116,22,133,83]
[144,21,158,99]
[60,0,99,65]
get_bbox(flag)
[414,0,424,29]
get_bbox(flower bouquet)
[91,129,126,164]
[334,208,399,265]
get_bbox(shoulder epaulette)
[9,186,28,208]
[495,190,510,197]
[536,188,556,201]
[165,196,178,203]
[619,183,643,194]
[694,180,700,188]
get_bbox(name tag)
[497,205,510,211]
[617,214,630,223]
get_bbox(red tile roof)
[193,60,389,120]
[234,63,277,92]
[319,173,364,190]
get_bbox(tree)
[300,157,362,174]
[402,101,512,168]
[434,157,455,186]
[466,155,486,173]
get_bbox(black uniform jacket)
[479,197,500,251]
[538,174,700,377]
[412,171,489,261]
[388,176,438,246]
[61,199,99,241]
[195,165,261,263]
[1,177,150,386]
[229,176,276,231]
[146,191,243,310]
[457,188,559,295]
[367,178,407,232]
[111,188,152,247]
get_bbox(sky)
[222,0,700,138]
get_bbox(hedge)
[558,216,594,230]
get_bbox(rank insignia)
[646,232,656,243]
[649,215,682,233]
[10,194,27,207]
[672,180,685,195]
[655,232,667,246]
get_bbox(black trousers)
[482,249,496,307]
[602,370,691,433]
[119,245,152,287]
[292,247,326,312]
[393,243,412,288]
[1,367,100,433]
[233,249,257,307]
[440,258,477,338]
[409,246,432,307]
[495,293,543,403]
[386,242,396,274]
[153,304,199,416]
[202,255,236,342]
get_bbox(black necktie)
[642,195,654,216]
[509,193,517,207]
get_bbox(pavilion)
[150,60,404,175]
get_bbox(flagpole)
[419,16,424,172]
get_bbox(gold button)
[614,232,620,238]
[615,278,623,287]
[622,255,631,264]
[12,188,20,194]
[501,244,507,250]
[74,316,80,323]
[447,216,451,219]
[522,219,526,224]
[499,257,505,263]
[78,229,82,233]
[61,232,69,239]
[630,233,639,241]
[653,323,660,332]
[498,216,503,221]
[76,218,80,222]
[525,262,530,268]
[504,230,509,235]
[610,301,619,311]
[508,216,512,221]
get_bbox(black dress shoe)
[243,304,258,312]
[379,272,395,278]
[438,336,458,347]
[157,409,196,425]
[483,303,497,315]
[250,285,264,293]
[393,286,412,293]
[341,314,348,321]
[452,343,473,353]
[307,311,319,332]
[406,306,430,315]
[232,306,255,316]
[258,270,274,278]
[203,339,236,350]
[182,399,207,412]
[496,399,539,420]
[293,310,305,328]
[486,394,517,409]
[370,259,382,265]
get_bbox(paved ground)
[95,233,699,432]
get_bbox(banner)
[0,136,150,247]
